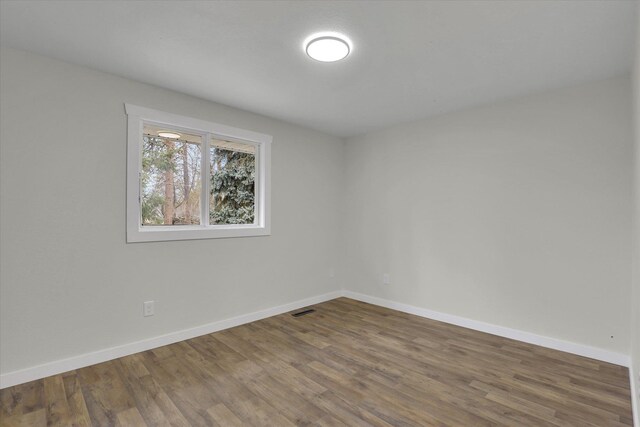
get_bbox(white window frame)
[125,104,271,243]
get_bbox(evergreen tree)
[210,148,255,224]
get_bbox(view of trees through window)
[141,132,202,226]
[141,125,256,226]
[210,140,256,225]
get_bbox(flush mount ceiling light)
[305,33,351,62]
[157,131,181,139]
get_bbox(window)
[126,104,271,242]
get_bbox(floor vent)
[291,309,316,317]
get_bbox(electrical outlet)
[383,273,391,285]
[143,300,154,317]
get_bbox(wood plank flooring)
[0,298,634,426]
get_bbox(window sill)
[127,224,271,243]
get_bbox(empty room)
[1,0,639,426]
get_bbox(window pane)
[210,139,256,225]
[141,124,201,226]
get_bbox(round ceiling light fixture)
[158,131,181,139]
[305,33,351,62]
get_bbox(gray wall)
[631,3,640,416]
[0,47,345,374]
[344,77,633,355]
[1,46,636,385]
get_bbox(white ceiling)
[0,1,637,137]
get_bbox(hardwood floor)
[0,298,634,426]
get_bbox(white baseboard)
[0,288,633,398]
[342,291,630,367]
[0,291,342,389]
